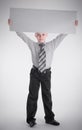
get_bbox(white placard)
[10,8,77,33]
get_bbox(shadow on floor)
[0,118,81,130]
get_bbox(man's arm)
[16,32,34,50]
[51,34,67,50]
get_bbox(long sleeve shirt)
[16,32,67,69]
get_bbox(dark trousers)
[26,66,55,123]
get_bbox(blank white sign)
[10,8,77,33]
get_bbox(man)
[8,19,78,127]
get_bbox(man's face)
[35,32,48,43]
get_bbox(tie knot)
[39,43,45,48]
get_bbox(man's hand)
[75,20,78,26]
[8,19,12,26]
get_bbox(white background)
[0,0,81,130]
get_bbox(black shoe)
[46,119,60,126]
[29,120,36,127]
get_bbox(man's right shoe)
[28,120,36,127]
[26,118,36,127]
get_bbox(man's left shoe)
[46,119,60,126]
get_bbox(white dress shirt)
[16,32,67,69]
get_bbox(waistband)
[32,65,51,73]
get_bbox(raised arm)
[16,32,34,50]
[51,33,67,50]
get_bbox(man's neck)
[38,41,46,44]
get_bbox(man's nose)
[40,35,42,38]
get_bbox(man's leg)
[41,70,55,122]
[26,67,40,124]
[41,69,60,126]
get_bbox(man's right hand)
[8,19,12,26]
